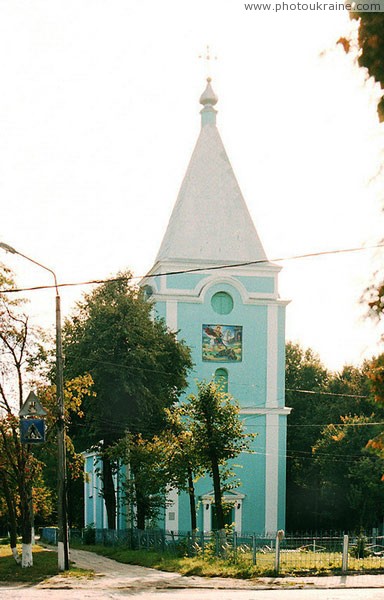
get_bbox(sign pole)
[56,293,69,571]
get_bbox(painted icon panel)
[202,324,242,362]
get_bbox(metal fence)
[40,527,384,575]
[90,529,384,574]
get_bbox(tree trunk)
[134,470,146,530]
[187,466,197,532]
[0,474,20,564]
[136,500,146,530]
[135,481,146,530]
[211,459,224,531]
[20,481,33,567]
[102,456,116,529]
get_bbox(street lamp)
[0,242,69,571]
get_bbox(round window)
[211,291,233,315]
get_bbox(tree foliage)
[154,405,208,532]
[348,13,384,121]
[110,432,169,530]
[286,341,383,531]
[0,262,94,565]
[182,381,253,531]
[0,263,45,566]
[63,272,192,528]
[313,415,384,529]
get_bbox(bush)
[83,523,96,545]
[350,533,369,558]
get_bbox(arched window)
[214,368,228,393]
[142,285,154,301]
[211,291,233,315]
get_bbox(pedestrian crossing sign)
[20,418,46,444]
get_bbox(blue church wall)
[237,275,275,294]
[240,415,267,533]
[174,291,269,408]
[166,273,204,290]
[154,301,166,321]
[84,453,129,530]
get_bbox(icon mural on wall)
[202,324,242,362]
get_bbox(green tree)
[313,415,384,529]
[32,374,95,529]
[0,263,95,565]
[183,381,253,532]
[110,432,168,529]
[347,14,384,121]
[285,342,330,530]
[285,342,378,530]
[63,272,192,528]
[158,406,208,533]
[0,264,44,566]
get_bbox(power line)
[71,419,383,464]
[1,242,383,295]
[286,388,368,399]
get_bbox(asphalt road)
[2,547,384,599]
[1,586,384,599]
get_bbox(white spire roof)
[154,79,268,267]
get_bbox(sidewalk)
[36,547,384,591]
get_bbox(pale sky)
[1,1,384,371]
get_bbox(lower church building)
[84,79,291,535]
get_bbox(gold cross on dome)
[198,45,218,77]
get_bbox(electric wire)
[0,241,383,294]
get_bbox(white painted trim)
[166,300,178,332]
[203,500,211,532]
[165,487,179,531]
[160,271,166,293]
[145,259,282,279]
[103,488,108,529]
[201,491,245,501]
[196,275,249,303]
[201,491,245,533]
[265,413,280,534]
[240,407,292,415]
[12,547,21,564]
[234,500,243,533]
[84,468,88,526]
[152,291,289,307]
[58,542,65,571]
[266,305,278,408]
[113,470,119,530]
[93,457,98,527]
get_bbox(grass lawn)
[0,544,93,584]
[74,543,384,578]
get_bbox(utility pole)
[0,242,69,570]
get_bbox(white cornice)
[240,407,292,415]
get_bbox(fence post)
[275,534,280,574]
[233,531,237,563]
[170,530,175,554]
[275,530,284,575]
[252,534,257,565]
[201,530,205,557]
[342,534,349,574]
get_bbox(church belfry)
[141,79,290,534]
